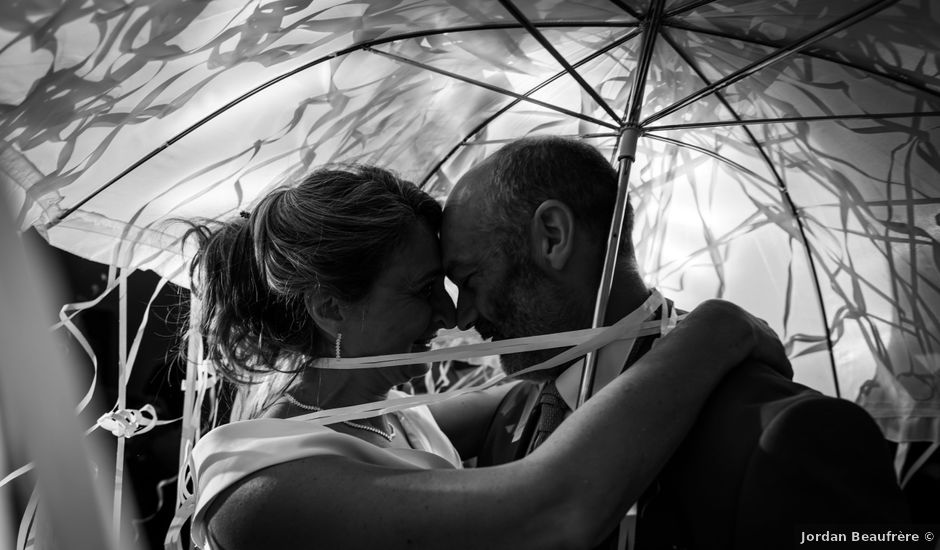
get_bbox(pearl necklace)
[283,394,396,442]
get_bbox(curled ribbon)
[94,404,159,438]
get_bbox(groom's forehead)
[442,191,485,239]
[441,216,478,264]
[446,161,497,208]
[442,210,487,271]
[443,162,500,253]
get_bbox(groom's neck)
[600,263,650,325]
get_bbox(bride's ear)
[304,293,344,336]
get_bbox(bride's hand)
[677,299,793,379]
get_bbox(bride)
[182,164,789,550]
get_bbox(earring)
[335,332,342,360]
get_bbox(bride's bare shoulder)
[204,453,352,550]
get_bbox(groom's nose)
[456,290,478,331]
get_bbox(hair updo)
[185,165,442,384]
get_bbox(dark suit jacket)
[637,362,910,550]
[478,361,910,549]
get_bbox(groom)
[440,136,909,550]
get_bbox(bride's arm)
[206,300,786,550]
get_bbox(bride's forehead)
[374,259,440,292]
[376,225,442,282]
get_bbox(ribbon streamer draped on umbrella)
[12,0,934,434]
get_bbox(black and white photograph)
[0,1,937,549]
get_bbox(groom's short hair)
[480,136,632,253]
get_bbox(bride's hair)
[183,165,441,385]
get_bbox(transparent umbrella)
[1,0,939,541]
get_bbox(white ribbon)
[166,291,673,549]
[0,463,34,489]
[91,404,179,439]
[292,290,669,426]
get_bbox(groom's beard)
[483,254,590,381]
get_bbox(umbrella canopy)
[2,0,939,444]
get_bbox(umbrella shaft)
[578,128,641,408]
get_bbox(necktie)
[527,382,570,453]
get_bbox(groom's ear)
[530,199,576,272]
[303,293,344,336]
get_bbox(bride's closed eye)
[412,276,440,299]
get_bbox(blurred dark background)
[5,230,188,550]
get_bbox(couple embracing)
[180,136,907,550]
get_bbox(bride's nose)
[430,284,457,330]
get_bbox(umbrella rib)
[459,134,621,146]
[645,135,843,397]
[646,111,940,131]
[663,0,720,18]
[498,0,622,124]
[46,21,632,227]
[418,27,644,188]
[365,47,617,130]
[606,0,643,20]
[658,28,841,395]
[624,0,667,125]
[642,0,903,127]
[664,21,940,101]
[642,133,774,186]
